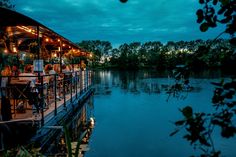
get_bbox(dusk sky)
[14,0,228,47]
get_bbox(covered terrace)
[0,7,93,126]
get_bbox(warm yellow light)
[13,47,17,53]
[53,53,57,57]
[58,47,61,51]
[89,54,93,58]
[16,26,36,35]
[18,40,22,45]
[57,39,60,42]
[4,49,8,53]
[45,38,49,42]
[62,44,65,47]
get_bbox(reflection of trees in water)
[94,71,112,95]
[45,96,95,156]
[94,70,165,95]
[140,80,161,94]
[93,70,204,96]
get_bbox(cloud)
[152,28,169,33]
[128,27,143,32]
[173,27,187,33]
[100,23,112,28]
[14,0,227,46]
[22,6,34,12]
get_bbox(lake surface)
[85,70,236,157]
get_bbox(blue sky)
[14,0,227,47]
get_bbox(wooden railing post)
[54,74,57,116]
[80,70,82,95]
[75,72,78,99]
[63,73,66,107]
[40,75,44,126]
[70,73,72,103]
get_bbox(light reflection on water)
[86,70,236,157]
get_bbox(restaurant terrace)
[0,7,94,151]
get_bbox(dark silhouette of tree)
[77,40,112,67]
[119,0,128,3]
[79,39,233,70]
[197,0,236,45]
[170,1,236,157]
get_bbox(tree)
[197,0,236,45]
[170,1,236,157]
[77,40,112,67]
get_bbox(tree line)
[77,39,235,72]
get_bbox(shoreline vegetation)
[77,39,235,73]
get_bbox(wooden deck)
[0,70,94,153]
[0,70,92,124]
[2,91,78,121]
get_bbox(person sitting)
[19,64,36,87]
[44,64,54,75]
[46,64,61,101]
[61,64,70,74]
[61,64,71,93]
[11,65,20,77]
[61,64,71,80]
[53,64,61,74]
[1,65,12,121]
[19,65,39,113]
[1,65,11,76]
[48,64,56,75]
[1,65,11,89]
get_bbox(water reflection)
[87,70,236,157]
[93,70,202,96]
[44,96,95,156]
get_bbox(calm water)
[86,70,236,157]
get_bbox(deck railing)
[0,70,93,126]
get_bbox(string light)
[13,47,17,53]
[16,26,36,35]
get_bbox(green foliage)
[3,146,43,157]
[77,40,112,68]
[181,106,193,119]
[63,124,73,157]
[63,124,83,157]
[169,1,236,156]
[166,65,191,101]
[197,0,236,44]
[78,39,234,71]
[171,78,236,157]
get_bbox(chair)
[10,81,39,113]
[63,73,72,93]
